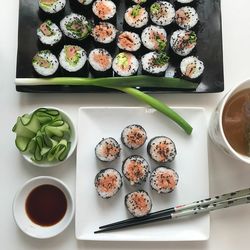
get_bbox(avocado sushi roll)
[122,155,149,185]
[141,25,167,52]
[32,50,59,76]
[39,0,66,14]
[95,168,123,199]
[59,45,87,73]
[117,31,141,52]
[121,124,147,149]
[141,52,169,76]
[60,13,91,40]
[112,52,139,76]
[150,166,179,194]
[37,20,62,47]
[95,137,121,162]
[170,29,197,56]
[149,1,175,27]
[175,6,199,30]
[92,0,117,22]
[147,136,177,163]
[88,48,113,77]
[125,190,152,217]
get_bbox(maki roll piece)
[130,0,147,5]
[150,166,179,193]
[170,29,197,56]
[112,52,139,76]
[175,0,196,8]
[37,20,62,47]
[59,45,87,73]
[122,155,149,185]
[141,52,169,76]
[147,136,177,163]
[121,124,147,149]
[95,137,121,162]
[180,56,204,80]
[60,13,92,40]
[76,0,94,5]
[117,31,141,52]
[125,190,152,217]
[124,5,149,31]
[175,6,199,30]
[32,50,59,76]
[95,168,123,199]
[39,0,66,14]
[149,1,175,27]
[92,0,117,22]
[141,25,167,52]
[88,48,113,77]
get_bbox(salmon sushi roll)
[39,0,66,14]
[95,137,121,162]
[92,0,117,23]
[121,124,147,149]
[95,168,123,198]
[147,136,177,163]
[117,31,141,52]
[150,166,179,193]
[122,155,149,185]
[125,190,152,217]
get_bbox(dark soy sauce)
[25,185,67,226]
[222,89,250,156]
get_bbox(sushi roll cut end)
[180,56,204,79]
[95,137,121,162]
[95,168,123,198]
[92,0,116,21]
[150,166,179,193]
[121,124,147,149]
[117,31,141,52]
[89,48,112,72]
[125,190,152,217]
[39,0,66,14]
[147,136,177,163]
[77,0,94,5]
[92,22,117,44]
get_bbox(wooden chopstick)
[95,188,250,234]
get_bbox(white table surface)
[1,0,250,249]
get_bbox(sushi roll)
[130,0,147,4]
[175,6,199,30]
[112,52,139,76]
[141,25,167,52]
[95,137,121,162]
[95,168,123,198]
[125,190,152,217]
[117,31,141,52]
[59,45,87,73]
[121,124,147,149]
[170,29,197,56]
[175,0,196,8]
[180,56,204,80]
[122,155,149,185]
[141,51,169,76]
[92,0,117,22]
[76,0,94,5]
[147,136,177,163]
[150,166,179,193]
[124,5,149,30]
[39,0,66,14]
[37,20,62,47]
[88,48,113,77]
[60,13,91,40]
[149,1,175,27]
[32,50,59,76]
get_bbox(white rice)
[150,1,175,26]
[77,0,94,5]
[32,50,59,76]
[88,48,112,71]
[37,20,62,46]
[180,56,204,79]
[141,25,167,51]
[117,31,141,52]
[92,0,116,20]
[124,5,149,28]
[59,45,87,72]
[39,0,66,14]
[92,22,117,44]
[177,0,194,3]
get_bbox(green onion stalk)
[17,76,197,134]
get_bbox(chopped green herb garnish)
[189,32,197,44]
[131,5,142,18]
[156,36,167,52]
[153,53,170,66]
[150,3,161,15]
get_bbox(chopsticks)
[94,187,250,233]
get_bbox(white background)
[1,0,250,249]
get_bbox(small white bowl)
[13,176,74,239]
[20,107,77,167]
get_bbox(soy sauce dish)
[12,107,77,167]
[13,176,74,239]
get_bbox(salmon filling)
[95,1,112,19]
[155,171,176,190]
[93,52,110,68]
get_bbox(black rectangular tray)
[16,0,224,93]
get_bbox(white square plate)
[75,107,209,241]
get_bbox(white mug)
[209,79,250,164]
